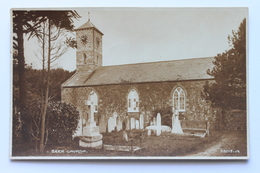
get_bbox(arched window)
[96,55,99,65]
[83,53,87,64]
[127,89,139,112]
[88,91,98,112]
[173,87,186,112]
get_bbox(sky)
[24,8,247,71]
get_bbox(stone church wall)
[61,79,221,133]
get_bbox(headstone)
[172,114,175,129]
[153,117,156,126]
[140,114,144,129]
[108,117,114,132]
[126,118,130,130]
[147,130,151,136]
[130,117,135,130]
[156,113,162,136]
[116,117,122,131]
[171,115,183,134]
[135,120,140,129]
[112,112,119,131]
[157,113,161,127]
[123,131,128,142]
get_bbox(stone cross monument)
[79,99,103,148]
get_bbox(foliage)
[65,37,77,49]
[12,10,80,143]
[19,101,79,147]
[12,111,22,144]
[152,107,173,126]
[203,18,246,110]
[13,66,75,108]
[24,67,75,102]
[46,101,80,145]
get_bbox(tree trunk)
[16,12,29,142]
[39,19,51,153]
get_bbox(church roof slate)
[62,57,215,87]
[75,19,104,35]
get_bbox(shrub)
[47,101,80,145]
[17,101,80,147]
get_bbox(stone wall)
[76,29,102,71]
[62,79,221,134]
[222,109,247,130]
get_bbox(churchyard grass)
[14,129,245,157]
[102,129,223,156]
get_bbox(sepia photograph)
[11,7,248,160]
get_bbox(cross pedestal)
[79,100,103,149]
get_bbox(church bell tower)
[75,17,103,72]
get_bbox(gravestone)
[108,117,115,132]
[135,120,140,129]
[113,112,118,128]
[79,100,103,148]
[123,131,128,142]
[172,114,175,129]
[126,118,130,130]
[140,114,144,129]
[156,113,162,136]
[157,113,161,127]
[171,111,183,134]
[153,117,156,126]
[130,117,135,130]
[116,117,122,131]
[147,129,151,136]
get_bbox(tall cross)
[85,100,97,123]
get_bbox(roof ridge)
[101,56,214,68]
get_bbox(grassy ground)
[209,130,247,157]
[11,130,247,158]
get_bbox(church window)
[96,37,100,47]
[173,87,185,112]
[127,89,139,112]
[88,91,98,113]
[83,53,87,64]
[96,55,98,65]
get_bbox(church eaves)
[62,57,215,88]
[74,19,104,35]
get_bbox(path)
[187,131,245,157]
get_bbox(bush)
[17,101,80,146]
[47,101,80,145]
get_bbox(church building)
[61,18,220,138]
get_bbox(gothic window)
[127,89,139,112]
[96,55,98,65]
[96,37,100,47]
[173,87,186,112]
[88,91,98,112]
[83,53,87,64]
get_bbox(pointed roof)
[75,19,103,35]
[62,57,215,88]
